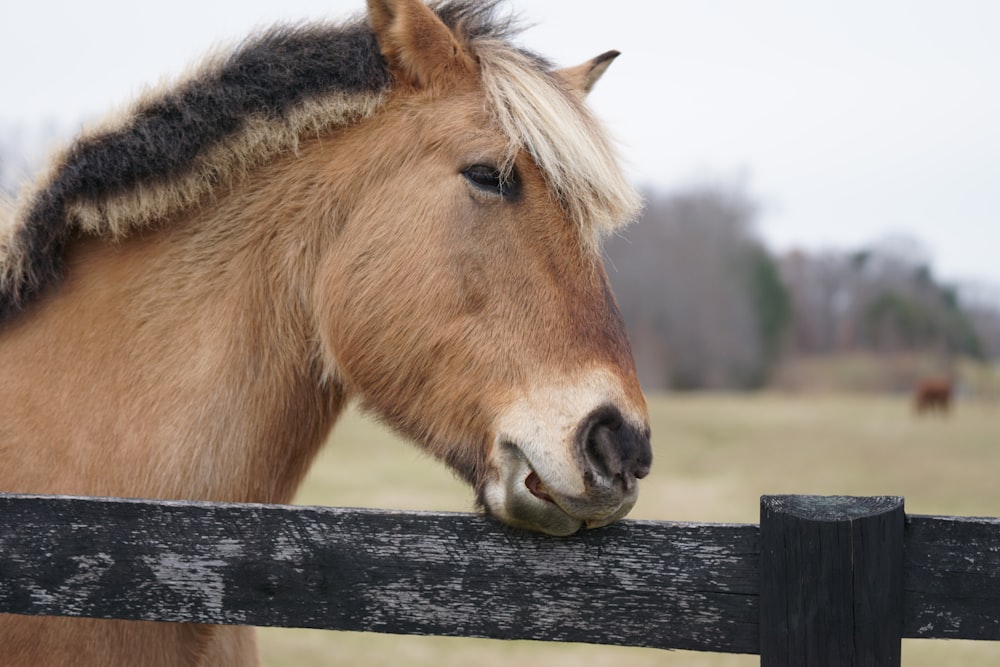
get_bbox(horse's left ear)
[554,50,620,96]
[368,0,475,89]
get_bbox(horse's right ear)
[368,0,476,89]
[554,50,620,97]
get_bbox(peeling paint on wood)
[0,494,760,654]
[904,514,1000,641]
[2,493,999,657]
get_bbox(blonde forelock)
[475,41,641,249]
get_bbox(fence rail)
[1,493,998,664]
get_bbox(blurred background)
[3,0,998,664]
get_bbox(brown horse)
[914,377,953,414]
[0,0,650,663]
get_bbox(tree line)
[605,183,999,391]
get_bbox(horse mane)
[0,0,639,323]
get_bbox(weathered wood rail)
[1,493,998,665]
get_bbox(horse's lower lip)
[524,470,555,503]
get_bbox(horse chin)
[481,442,638,537]
[496,482,585,536]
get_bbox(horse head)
[313,0,651,535]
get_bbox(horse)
[914,377,953,415]
[0,0,651,663]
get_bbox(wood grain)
[3,493,999,658]
[904,514,1000,641]
[0,493,760,654]
[759,495,905,666]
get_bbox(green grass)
[260,393,1000,666]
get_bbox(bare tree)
[779,235,988,366]
[606,182,788,390]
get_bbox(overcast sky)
[2,0,998,290]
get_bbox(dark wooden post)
[760,495,905,667]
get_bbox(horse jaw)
[480,368,649,536]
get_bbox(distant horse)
[0,0,651,664]
[914,377,953,415]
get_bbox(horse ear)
[554,50,620,96]
[367,0,475,89]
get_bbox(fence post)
[759,495,905,667]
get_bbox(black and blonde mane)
[0,0,638,323]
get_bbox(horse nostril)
[578,406,652,487]
[585,420,619,479]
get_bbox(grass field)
[260,392,1000,666]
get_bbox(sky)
[2,0,998,291]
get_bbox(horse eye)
[462,164,517,197]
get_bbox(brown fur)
[914,377,953,415]
[0,1,648,663]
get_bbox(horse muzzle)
[483,407,651,536]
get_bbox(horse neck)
[135,157,353,503]
[1,150,347,505]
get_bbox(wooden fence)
[1,493,998,665]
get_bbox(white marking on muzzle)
[491,367,645,499]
